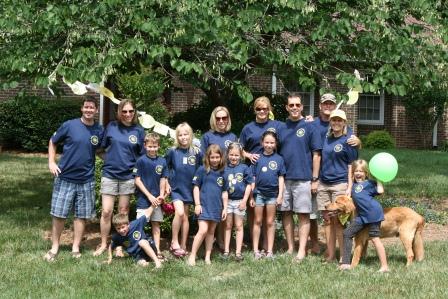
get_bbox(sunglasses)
[215,116,229,122]
[255,107,268,112]
[288,103,301,108]
[122,110,135,114]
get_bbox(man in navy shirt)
[44,97,103,262]
[278,93,322,261]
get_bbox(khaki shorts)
[316,182,348,211]
[136,206,164,222]
[100,177,135,195]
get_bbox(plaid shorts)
[50,177,96,219]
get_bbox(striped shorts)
[50,177,96,219]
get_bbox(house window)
[357,92,384,125]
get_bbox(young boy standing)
[107,207,161,268]
[135,133,168,258]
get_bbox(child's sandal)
[235,253,244,262]
[44,250,57,262]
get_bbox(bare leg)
[262,209,268,252]
[265,204,277,254]
[252,206,264,253]
[171,201,185,249]
[139,239,161,268]
[94,194,115,256]
[216,221,225,251]
[224,213,234,253]
[204,222,218,264]
[372,237,389,272]
[234,215,244,255]
[180,204,190,251]
[151,221,161,254]
[282,211,295,254]
[296,213,310,260]
[117,195,130,214]
[50,217,65,255]
[72,218,86,254]
[188,220,209,266]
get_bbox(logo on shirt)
[334,144,343,152]
[267,127,276,133]
[132,231,141,240]
[217,177,224,187]
[155,165,163,175]
[262,166,268,172]
[225,140,232,148]
[90,135,99,145]
[268,161,278,170]
[296,128,305,138]
[236,173,244,182]
[229,186,235,194]
[129,135,137,144]
[187,156,196,165]
[354,184,363,193]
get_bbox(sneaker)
[265,251,275,259]
[254,251,263,260]
[235,253,244,262]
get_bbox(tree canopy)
[1,0,447,103]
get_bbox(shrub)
[0,94,82,152]
[364,130,395,149]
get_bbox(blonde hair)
[226,142,244,163]
[117,99,138,125]
[203,144,225,173]
[144,132,160,145]
[209,106,232,132]
[174,122,194,152]
[112,213,129,226]
[253,96,273,112]
[351,159,370,178]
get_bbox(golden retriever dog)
[326,195,425,267]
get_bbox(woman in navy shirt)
[316,109,358,263]
[94,99,145,256]
[200,106,237,154]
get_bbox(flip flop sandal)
[235,254,244,262]
[157,253,167,262]
[44,250,57,262]
[170,246,186,258]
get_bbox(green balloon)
[369,152,398,183]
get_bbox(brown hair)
[226,142,244,162]
[82,96,98,108]
[117,99,138,125]
[112,213,129,226]
[144,132,160,145]
[203,144,225,173]
[209,106,232,132]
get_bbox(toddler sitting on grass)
[106,207,162,268]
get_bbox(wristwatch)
[312,176,319,182]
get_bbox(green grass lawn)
[1,150,448,298]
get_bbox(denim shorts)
[51,177,95,219]
[227,199,246,216]
[255,194,277,207]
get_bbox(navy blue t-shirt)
[165,147,201,203]
[251,152,286,198]
[135,155,169,209]
[223,163,254,200]
[51,118,103,184]
[200,131,237,155]
[320,134,358,184]
[278,118,322,180]
[101,121,146,180]
[192,166,226,222]
[239,120,283,155]
[111,215,148,258]
[352,180,384,224]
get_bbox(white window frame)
[357,91,384,125]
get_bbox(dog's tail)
[413,216,425,262]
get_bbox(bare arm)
[249,182,256,207]
[106,243,113,264]
[193,186,202,215]
[376,181,384,195]
[143,206,154,219]
[48,139,61,176]
[346,165,353,195]
[243,150,259,164]
[347,135,362,148]
[221,191,228,220]
[277,175,285,205]
[311,151,321,193]
[160,178,167,200]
